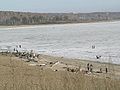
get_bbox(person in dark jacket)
[87,63,90,71]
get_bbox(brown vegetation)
[0,54,120,90]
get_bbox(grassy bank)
[0,54,120,90]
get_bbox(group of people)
[13,45,39,62]
[87,63,93,73]
[87,63,108,74]
[13,45,22,52]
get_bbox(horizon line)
[0,10,120,14]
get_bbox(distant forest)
[0,11,120,25]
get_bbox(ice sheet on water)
[0,21,120,64]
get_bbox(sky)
[0,0,120,13]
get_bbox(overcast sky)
[0,0,120,13]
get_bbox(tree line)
[0,11,120,25]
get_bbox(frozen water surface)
[0,21,120,64]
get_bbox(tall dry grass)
[0,54,120,90]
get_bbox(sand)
[37,54,120,77]
[1,53,119,79]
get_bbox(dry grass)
[0,54,120,90]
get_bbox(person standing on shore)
[105,68,108,73]
[90,64,93,73]
[87,63,90,71]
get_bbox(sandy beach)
[0,52,120,90]
[27,54,120,78]
[1,52,120,78]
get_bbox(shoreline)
[39,54,120,67]
[38,53,120,66]
[1,52,120,78]
[0,20,120,29]
[23,54,120,78]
